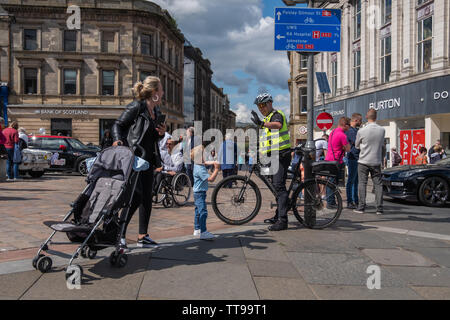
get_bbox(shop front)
[314,75,450,166]
[7,104,124,146]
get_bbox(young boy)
[191,145,220,240]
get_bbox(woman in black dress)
[112,76,166,250]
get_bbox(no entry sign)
[316,112,333,130]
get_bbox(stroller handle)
[133,144,146,160]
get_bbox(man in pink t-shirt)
[325,117,351,207]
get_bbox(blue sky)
[152,0,307,123]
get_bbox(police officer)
[251,93,291,231]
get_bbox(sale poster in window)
[412,129,426,163]
[400,130,412,165]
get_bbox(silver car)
[19,148,52,178]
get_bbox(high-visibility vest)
[259,109,291,154]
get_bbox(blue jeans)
[326,176,337,205]
[6,148,19,179]
[194,191,208,233]
[346,159,359,204]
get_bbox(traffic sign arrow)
[277,11,281,21]
[276,34,285,40]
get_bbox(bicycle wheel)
[172,172,192,206]
[211,175,261,225]
[292,178,342,229]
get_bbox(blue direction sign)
[274,7,341,52]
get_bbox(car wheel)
[418,177,449,207]
[77,158,88,176]
[29,171,45,178]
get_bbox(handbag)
[13,143,22,164]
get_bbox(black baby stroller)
[32,145,149,280]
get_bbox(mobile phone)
[156,114,166,126]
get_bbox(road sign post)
[276,1,341,227]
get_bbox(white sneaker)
[193,229,201,236]
[200,231,216,241]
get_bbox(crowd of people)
[391,139,447,166]
[0,119,29,181]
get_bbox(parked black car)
[382,157,450,207]
[27,135,100,176]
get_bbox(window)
[353,47,361,90]
[162,75,167,99]
[353,0,361,40]
[24,68,37,94]
[417,16,432,72]
[175,53,179,71]
[299,87,307,113]
[168,48,173,65]
[49,121,72,138]
[102,70,115,95]
[168,79,173,103]
[331,54,337,96]
[24,29,37,50]
[417,0,431,5]
[140,71,153,81]
[102,31,115,53]
[64,30,77,52]
[160,40,165,59]
[300,54,308,70]
[382,0,392,25]
[380,36,392,83]
[141,34,152,55]
[63,69,77,94]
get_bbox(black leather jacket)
[112,99,163,168]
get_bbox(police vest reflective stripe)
[259,109,291,154]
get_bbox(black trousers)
[272,153,292,224]
[123,169,154,236]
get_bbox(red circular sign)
[316,112,334,130]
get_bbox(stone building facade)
[313,0,450,162]
[0,0,184,144]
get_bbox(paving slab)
[150,237,247,264]
[386,266,450,287]
[0,270,42,299]
[139,258,259,300]
[374,232,450,249]
[238,232,290,263]
[246,259,301,278]
[271,229,360,254]
[252,277,316,300]
[287,251,408,287]
[340,230,399,249]
[409,247,450,268]
[362,248,438,267]
[411,286,450,300]
[310,284,423,300]
[20,252,151,300]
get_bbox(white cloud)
[232,103,253,123]
[274,93,290,104]
[151,0,290,92]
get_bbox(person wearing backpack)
[315,134,328,161]
[391,147,402,166]
[325,117,351,209]
[345,113,362,209]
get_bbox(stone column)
[360,0,368,88]
[401,0,414,77]
[341,2,351,94]
[368,0,377,86]
[431,0,448,69]
[390,0,401,80]
[425,116,440,151]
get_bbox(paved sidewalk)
[1,220,450,300]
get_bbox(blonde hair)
[132,76,160,101]
[190,145,204,164]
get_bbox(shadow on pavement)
[77,229,275,284]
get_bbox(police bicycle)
[211,144,342,229]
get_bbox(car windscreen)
[41,138,69,150]
[68,138,88,150]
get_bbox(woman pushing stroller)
[112,76,166,250]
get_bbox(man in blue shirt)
[345,113,362,209]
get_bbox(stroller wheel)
[37,256,52,273]
[80,246,87,258]
[65,265,83,286]
[32,254,44,269]
[109,251,118,266]
[117,253,128,268]
[86,247,97,259]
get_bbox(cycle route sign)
[274,7,341,52]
